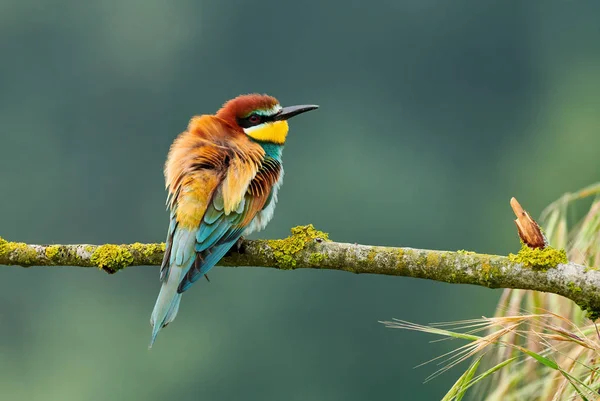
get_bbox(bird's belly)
[243,172,284,236]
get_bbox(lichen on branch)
[265,224,329,269]
[508,242,568,270]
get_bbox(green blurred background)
[1,0,599,400]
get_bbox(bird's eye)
[248,114,261,124]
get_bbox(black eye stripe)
[237,112,276,129]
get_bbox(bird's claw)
[235,236,245,253]
[224,236,245,257]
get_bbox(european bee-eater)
[149,94,318,346]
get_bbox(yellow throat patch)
[245,120,289,144]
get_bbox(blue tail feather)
[149,292,182,348]
[149,228,196,348]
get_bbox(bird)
[149,94,318,347]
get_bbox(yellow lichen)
[0,241,38,265]
[308,252,327,266]
[45,245,60,260]
[394,248,407,268]
[480,258,493,282]
[90,245,134,273]
[508,243,568,270]
[129,242,166,264]
[457,250,475,255]
[567,282,582,294]
[426,252,440,267]
[130,242,145,253]
[0,237,7,257]
[367,248,377,265]
[266,224,329,269]
[144,242,166,257]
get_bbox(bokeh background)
[1,1,600,400]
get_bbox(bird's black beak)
[274,104,319,121]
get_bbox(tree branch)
[1,225,598,317]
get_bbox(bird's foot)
[235,236,245,253]
[225,236,246,257]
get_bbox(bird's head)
[216,94,318,145]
